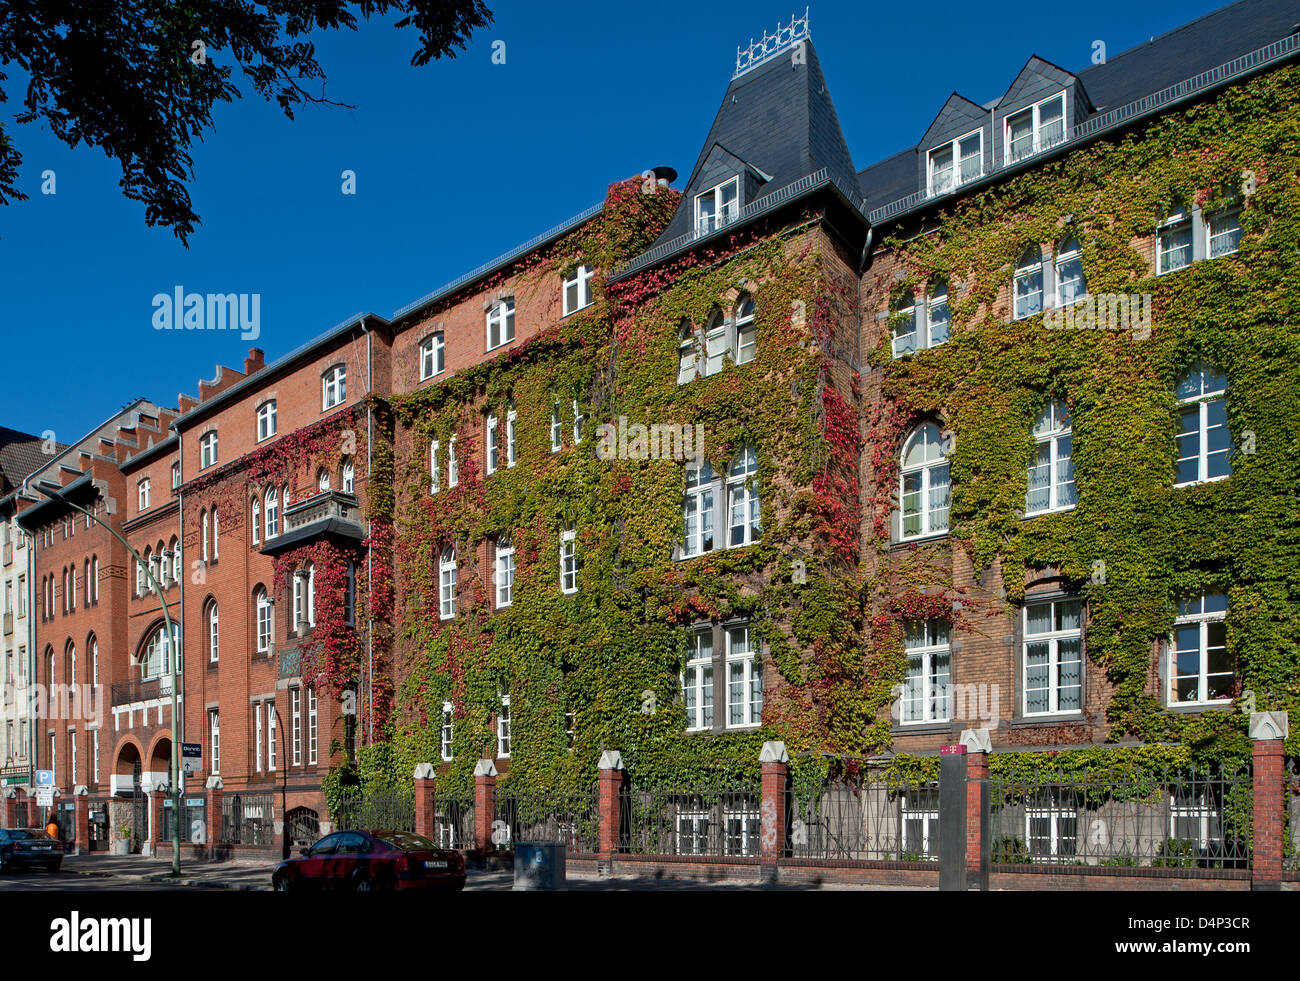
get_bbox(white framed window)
[725,624,762,729]
[506,402,517,467]
[211,508,219,560]
[322,364,346,410]
[342,459,354,493]
[138,479,150,512]
[487,299,515,350]
[703,309,728,376]
[683,629,713,731]
[1022,598,1083,716]
[1026,402,1076,515]
[251,498,260,545]
[306,563,315,627]
[209,710,220,775]
[92,729,100,784]
[439,547,457,619]
[447,436,458,488]
[1013,245,1044,320]
[291,688,302,766]
[420,332,445,381]
[171,463,181,489]
[200,511,209,564]
[255,587,272,653]
[495,535,514,609]
[307,689,318,765]
[735,294,756,364]
[677,321,700,385]
[1158,207,1193,274]
[562,264,594,315]
[265,487,279,538]
[440,702,454,761]
[550,399,563,453]
[724,804,762,857]
[901,790,940,858]
[255,702,263,772]
[1055,237,1086,307]
[1170,593,1231,706]
[429,440,440,494]
[1170,789,1223,850]
[207,602,219,662]
[1207,204,1243,259]
[266,700,277,772]
[199,431,218,470]
[901,619,951,724]
[560,525,580,595]
[727,445,761,547]
[572,399,584,445]
[899,423,950,540]
[682,461,715,558]
[1025,797,1078,861]
[676,811,711,855]
[695,176,739,236]
[927,129,983,195]
[486,413,499,475]
[890,291,918,358]
[90,636,99,690]
[926,280,950,349]
[1175,366,1230,486]
[497,694,511,758]
[257,400,277,441]
[1004,92,1065,164]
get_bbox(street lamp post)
[33,488,182,876]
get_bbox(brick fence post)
[1249,711,1288,891]
[73,785,89,855]
[2,788,14,828]
[148,786,166,858]
[413,763,436,841]
[474,760,497,854]
[760,741,789,877]
[597,750,626,865]
[961,728,991,891]
[204,776,223,856]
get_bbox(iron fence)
[618,776,764,858]
[988,765,1251,869]
[220,793,276,847]
[493,785,599,853]
[433,792,476,850]
[1285,759,1299,872]
[331,792,416,833]
[791,770,941,862]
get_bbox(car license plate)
[423,860,448,869]
[33,845,53,851]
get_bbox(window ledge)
[1011,714,1086,728]
[1164,701,1233,714]
[892,721,955,736]
[1024,505,1077,519]
[892,531,949,548]
[1173,474,1231,490]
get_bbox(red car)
[272,830,465,892]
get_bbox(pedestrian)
[45,817,59,840]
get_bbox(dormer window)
[695,177,739,236]
[562,265,594,316]
[1005,93,1065,164]
[927,130,982,195]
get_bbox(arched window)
[251,497,261,544]
[899,423,951,540]
[265,487,279,539]
[1158,200,1193,274]
[1175,365,1231,486]
[891,289,919,358]
[322,363,347,409]
[317,468,330,492]
[83,558,90,608]
[88,634,99,691]
[254,586,273,653]
[486,298,515,350]
[68,564,76,610]
[341,458,355,494]
[677,319,699,385]
[44,647,54,712]
[65,639,76,689]
[142,546,153,591]
[200,509,209,562]
[207,601,219,662]
[486,412,499,475]
[439,547,457,620]
[735,294,756,365]
[91,555,99,604]
[139,623,176,681]
[1026,402,1076,515]
[1013,245,1044,320]
[211,507,220,559]
[168,539,179,585]
[429,440,440,494]
[703,307,727,375]
[448,436,459,488]
[307,563,316,627]
[1055,237,1085,306]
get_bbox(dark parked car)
[272,830,466,892]
[0,829,63,873]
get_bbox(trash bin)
[513,841,566,891]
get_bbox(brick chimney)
[245,348,266,374]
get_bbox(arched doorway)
[285,807,320,848]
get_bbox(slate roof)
[649,39,860,247]
[854,0,1300,213]
[0,426,54,496]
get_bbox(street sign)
[181,742,202,775]
[35,788,54,808]
[34,770,54,787]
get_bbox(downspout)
[363,318,374,750]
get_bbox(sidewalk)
[61,853,276,890]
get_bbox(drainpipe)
[362,318,374,750]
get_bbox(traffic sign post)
[181,743,202,776]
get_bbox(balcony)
[110,676,174,706]
[260,489,365,556]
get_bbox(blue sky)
[0,0,1228,444]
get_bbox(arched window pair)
[139,622,180,682]
[677,294,756,384]
[258,483,290,541]
[315,458,355,493]
[1013,238,1086,320]
[890,281,950,358]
